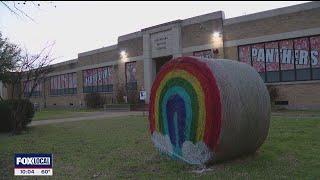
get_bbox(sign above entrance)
[151,30,172,55]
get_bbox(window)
[238,35,320,82]
[238,45,251,65]
[251,43,266,81]
[294,37,311,81]
[265,41,280,82]
[193,49,215,59]
[125,61,137,91]
[50,72,77,96]
[83,66,113,93]
[23,80,41,97]
[279,39,295,81]
[310,36,320,80]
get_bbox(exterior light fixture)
[120,50,127,58]
[213,32,221,38]
[120,50,128,62]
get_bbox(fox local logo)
[16,157,50,165]
[15,154,52,167]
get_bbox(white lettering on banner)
[295,50,309,65]
[241,36,320,74]
[311,50,319,66]
[265,48,279,63]
[251,48,320,65]
[251,48,258,58]
[257,49,265,62]
[281,49,293,64]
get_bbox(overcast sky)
[0,1,309,64]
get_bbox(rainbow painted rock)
[149,56,270,165]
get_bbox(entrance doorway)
[154,55,173,74]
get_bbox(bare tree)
[0,32,21,101]
[0,1,56,22]
[8,42,55,134]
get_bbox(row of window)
[238,35,320,82]
[50,72,77,96]
[23,91,41,98]
[83,85,113,93]
[26,62,139,97]
[23,80,41,97]
[83,66,113,93]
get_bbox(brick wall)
[182,19,223,48]
[270,82,320,109]
[118,37,143,57]
[223,8,320,41]
[78,49,119,67]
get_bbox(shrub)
[0,99,35,133]
[116,84,126,104]
[127,90,139,104]
[267,85,279,102]
[84,93,106,108]
[0,101,13,132]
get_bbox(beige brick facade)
[223,8,320,41]
[7,2,319,110]
[182,19,223,48]
[268,82,320,109]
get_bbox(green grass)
[33,109,100,120]
[0,115,319,179]
[273,109,320,116]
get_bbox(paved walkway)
[30,111,147,127]
[30,111,318,127]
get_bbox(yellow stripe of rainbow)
[154,69,206,141]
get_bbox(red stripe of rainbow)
[149,56,222,151]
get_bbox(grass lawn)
[33,109,101,121]
[273,109,320,117]
[0,115,319,179]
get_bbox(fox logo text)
[14,154,53,176]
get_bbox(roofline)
[118,31,142,42]
[78,44,118,57]
[224,1,319,25]
[182,11,224,26]
[51,58,78,68]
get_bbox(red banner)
[126,62,137,82]
[50,77,54,90]
[265,41,279,71]
[310,35,320,68]
[72,73,77,88]
[251,43,265,72]
[238,45,251,65]
[97,68,103,86]
[294,37,310,69]
[279,39,294,70]
[108,67,113,84]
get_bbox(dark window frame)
[125,61,138,91]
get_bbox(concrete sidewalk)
[30,111,146,126]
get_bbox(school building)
[2,1,320,109]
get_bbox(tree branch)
[13,1,36,22]
[0,1,21,18]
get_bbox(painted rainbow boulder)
[149,56,270,165]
